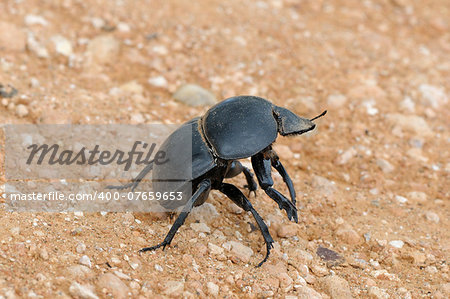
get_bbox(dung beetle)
[109,95,326,266]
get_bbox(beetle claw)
[139,241,168,253]
[256,241,274,267]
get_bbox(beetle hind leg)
[140,179,211,253]
[218,182,274,267]
[107,161,154,191]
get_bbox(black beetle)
[109,96,326,266]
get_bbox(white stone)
[27,32,49,58]
[148,76,168,88]
[388,240,404,248]
[117,22,130,32]
[79,255,92,268]
[30,78,40,88]
[15,104,29,117]
[399,96,415,112]
[51,35,73,57]
[336,147,357,165]
[207,282,219,296]
[395,195,408,203]
[25,15,48,26]
[91,18,105,29]
[130,113,145,124]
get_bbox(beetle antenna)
[310,110,327,121]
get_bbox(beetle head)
[273,106,326,136]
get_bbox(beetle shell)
[202,96,278,159]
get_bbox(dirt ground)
[0,0,449,298]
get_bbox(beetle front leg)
[267,150,296,206]
[218,182,274,267]
[140,179,211,252]
[251,153,298,222]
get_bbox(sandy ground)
[0,0,449,298]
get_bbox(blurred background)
[0,0,449,298]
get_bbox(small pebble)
[376,159,394,173]
[425,211,439,223]
[79,255,92,268]
[130,113,145,124]
[114,270,131,280]
[395,195,408,204]
[51,35,73,57]
[388,240,404,249]
[407,191,427,203]
[39,248,49,260]
[190,222,211,233]
[207,282,219,296]
[223,241,254,263]
[97,273,130,299]
[321,275,353,299]
[148,76,168,88]
[164,280,185,296]
[208,242,224,255]
[25,15,48,26]
[15,104,29,117]
[76,242,87,254]
[30,78,40,88]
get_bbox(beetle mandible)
[109,95,326,267]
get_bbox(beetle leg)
[251,153,298,223]
[224,161,258,197]
[268,151,296,207]
[140,179,211,253]
[106,160,154,191]
[242,166,258,197]
[218,182,274,267]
